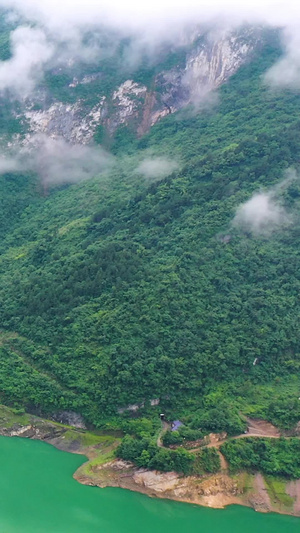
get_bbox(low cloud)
[233,191,289,235]
[188,86,219,112]
[232,173,297,236]
[0,134,113,185]
[136,157,179,180]
[0,26,53,97]
[0,153,21,173]
[179,76,219,116]
[0,1,299,95]
[264,27,300,89]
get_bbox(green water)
[0,436,299,532]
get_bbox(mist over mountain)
[0,2,299,478]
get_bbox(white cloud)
[0,1,299,95]
[264,25,300,88]
[232,173,298,235]
[0,153,21,173]
[136,157,178,180]
[233,191,289,235]
[0,135,113,185]
[181,76,219,113]
[0,26,53,96]
[0,1,291,35]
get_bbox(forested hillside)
[1,34,300,432]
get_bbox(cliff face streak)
[19,29,261,143]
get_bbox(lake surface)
[0,436,299,532]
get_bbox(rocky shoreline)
[0,406,299,518]
[75,457,300,517]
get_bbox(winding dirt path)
[218,451,229,471]
[171,417,283,456]
[157,421,170,447]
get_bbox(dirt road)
[186,417,282,455]
[157,421,170,447]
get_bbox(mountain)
[0,25,263,146]
[20,27,262,142]
[0,23,299,440]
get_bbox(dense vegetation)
[0,30,299,453]
[117,435,220,475]
[221,438,300,478]
[162,427,204,447]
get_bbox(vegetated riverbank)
[0,404,299,518]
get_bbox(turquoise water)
[0,436,299,532]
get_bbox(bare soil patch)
[287,480,300,514]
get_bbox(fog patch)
[0,153,21,173]
[0,134,113,185]
[233,192,290,235]
[233,172,298,236]
[0,26,53,97]
[136,157,179,180]
[264,27,300,89]
[189,86,219,112]
[0,1,300,94]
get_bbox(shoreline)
[74,458,300,517]
[0,405,299,518]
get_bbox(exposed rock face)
[15,27,262,144]
[0,421,65,441]
[117,402,145,414]
[51,411,86,429]
[81,459,244,509]
[109,80,147,132]
[133,470,180,493]
[24,98,106,144]
[117,398,160,414]
[146,29,260,128]
[184,34,253,96]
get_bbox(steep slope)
[1,36,300,428]
[3,27,264,145]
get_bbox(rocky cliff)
[13,27,263,146]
